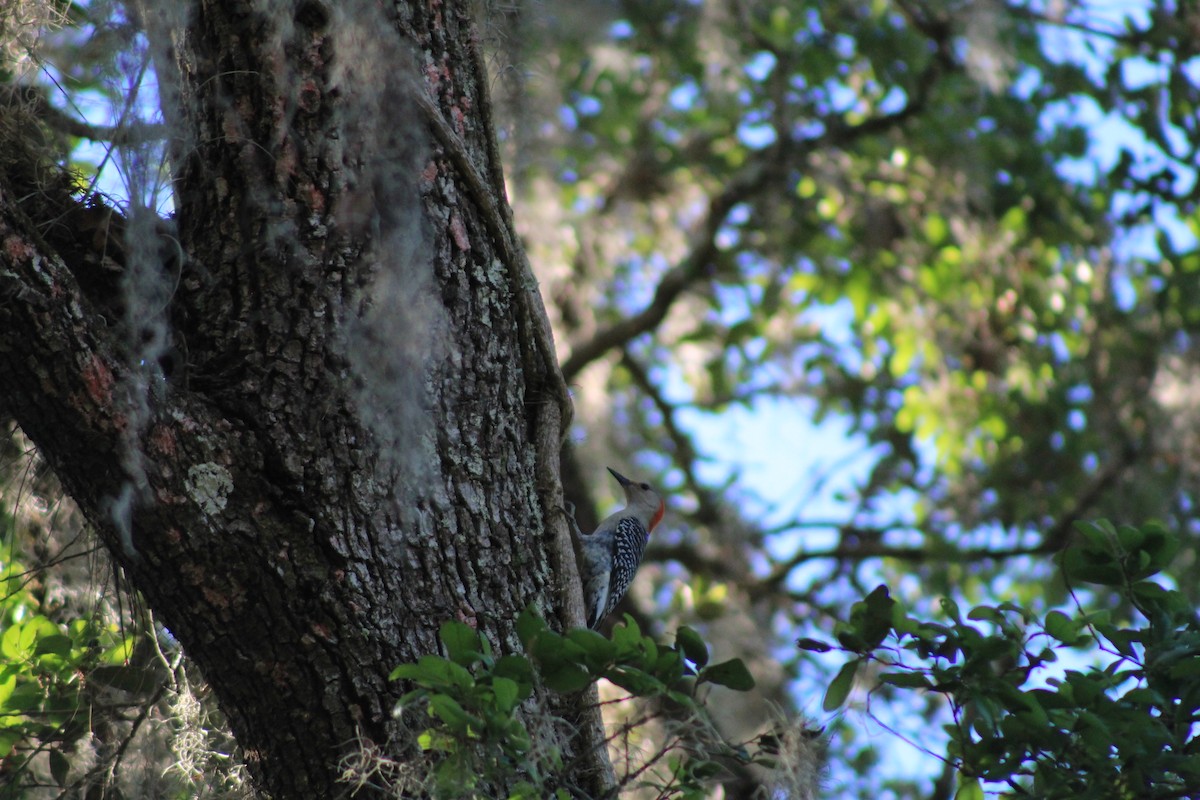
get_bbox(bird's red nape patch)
[650,500,665,531]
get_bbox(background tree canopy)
[1,0,1199,797]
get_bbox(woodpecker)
[579,467,665,630]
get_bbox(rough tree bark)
[0,0,609,796]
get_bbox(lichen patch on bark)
[186,462,234,514]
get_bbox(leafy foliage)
[810,521,1200,798]
[388,620,544,798]
[0,431,251,800]
[518,608,754,697]
[384,613,761,798]
[0,555,147,795]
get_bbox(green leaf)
[1057,543,1124,585]
[940,596,962,625]
[541,661,592,693]
[491,676,520,714]
[1133,578,1174,606]
[1138,522,1180,574]
[33,635,74,659]
[998,204,1027,234]
[49,748,69,787]
[891,603,920,637]
[652,647,686,684]
[493,655,534,694]
[923,214,948,245]
[0,728,21,759]
[675,626,709,667]
[1097,624,1140,658]
[508,781,547,800]
[847,585,896,650]
[4,683,44,714]
[879,671,933,690]
[101,635,135,665]
[1167,657,1200,679]
[566,628,616,668]
[0,671,15,707]
[1,621,29,660]
[611,615,642,653]
[639,634,659,665]
[864,608,896,649]
[1044,610,1083,645]
[530,630,581,666]
[688,758,724,780]
[1115,523,1145,552]
[390,664,419,681]
[390,655,473,689]
[1121,686,1161,707]
[966,605,1000,623]
[606,665,664,695]
[795,637,833,653]
[1075,519,1116,549]
[823,660,859,711]
[835,628,867,652]
[428,694,478,735]
[954,777,984,800]
[435,755,470,789]
[503,720,531,754]
[440,621,482,667]
[515,606,548,649]
[698,658,755,691]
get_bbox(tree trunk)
[0,0,605,796]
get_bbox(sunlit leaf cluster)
[810,521,1200,798]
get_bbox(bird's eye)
[640,483,650,490]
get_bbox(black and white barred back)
[601,516,650,622]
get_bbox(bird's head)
[608,467,666,531]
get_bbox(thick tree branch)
[618,351,725,528]
[644,435,1134,604]
[1,84,165,145]
[561,153,776,381]
[752,442,1136,597]
[0,169,388,792]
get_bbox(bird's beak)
[607,467,632,486]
